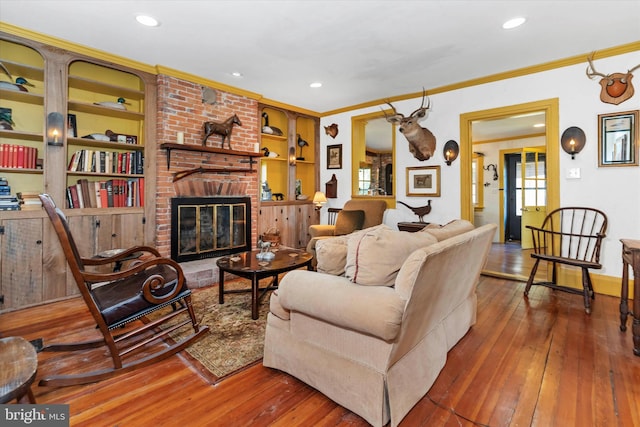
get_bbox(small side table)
[620,239,640,356]
[397,222,429,233]
[0,337,38,404]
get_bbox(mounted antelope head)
[586,53,640,105]
[383,90,436,161]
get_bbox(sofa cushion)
[315,235,350,276]
[345,225,438,286]
[334,209,365,236]
[421,219,475,241]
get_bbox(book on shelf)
[0,144,38,169]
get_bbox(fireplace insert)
[171,196,251,262]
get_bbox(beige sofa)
[263,221,497,427]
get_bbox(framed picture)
[327,144,342,169]
[598,110,638,167]
[67,114,77,138]
[406,166,440,197]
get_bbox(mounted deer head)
[586,53,640,105]
[383,90,436,161]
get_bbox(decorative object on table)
[325,173,337,198]
[256,240,276,261]
[560,126,586,159]
[46,112,64,146]
[324,123,339,139]
[0,107,14,130]
[261,112,283,136]
[312,191,327,210]
[202,114,242,149]
[443,140,459,165]
[94,97,129,110]
[327,144,342,169]
[586,52,640,105]
[260,226,280,248]
[296,134,309,160]
[67,114,77,138]
[0,62,35,92]
[397,200,432,223]
[484,163,499,181]
[261,181,272,201]
[597,110,638,167]
[383,89,436,161]
[406,165,440,197]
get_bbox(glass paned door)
[521,148,546,249]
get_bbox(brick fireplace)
[154,75,260,261]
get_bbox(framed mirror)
[351,111,396,205]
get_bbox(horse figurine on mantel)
[202,114,242,149]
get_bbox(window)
[472,153,484,209]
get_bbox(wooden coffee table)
[217,248,313,319]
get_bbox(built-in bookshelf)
[65,60,147,210]
[0,30,157,312]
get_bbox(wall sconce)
[561,126,586,159]
[288,146,297,166]
[484,163,498,181]
[47,112,64,146]
[443,140,459,165]
[312,191,327,210]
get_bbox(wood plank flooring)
[2,273,639,426]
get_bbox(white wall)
[319,51,640,277]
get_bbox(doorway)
[460,99,560,279]
[504,152,522,242]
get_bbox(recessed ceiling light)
[502,17,526,29]
[136,15,159,27]
[310,82,322,88]
[231,72,243,78]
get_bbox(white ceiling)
[2,0,639,118]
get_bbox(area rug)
[167,281,272,380]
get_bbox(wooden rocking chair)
[38,194,209,387]
[524,207,608,314]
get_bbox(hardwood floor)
[2,275,639,426]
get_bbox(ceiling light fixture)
[231,72,243,78]
[136,15,159,27]
[502,17,526,29]
[310,82,322,88]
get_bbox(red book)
[99,181,108,208]
[138,178,144,207]
[10,144,16,168]
[17,145,25,168]
[0,144,5,168]
[69,185,80,209]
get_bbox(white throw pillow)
[345,225,438,286]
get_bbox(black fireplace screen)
[171,197,250,262]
